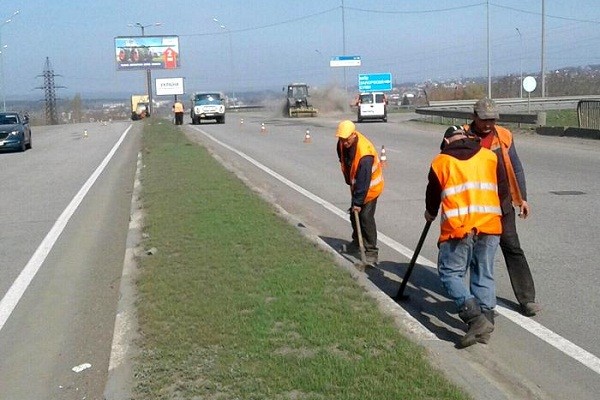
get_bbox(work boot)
[520,302,542,317]
[365,252,378,267]
[477,310,495,344]
[458,298,494,348]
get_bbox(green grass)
[133,118,470,400]
[545,109,578,127]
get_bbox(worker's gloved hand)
[352,205,362,213]
[518,201,530,219]
[424,210,436,222]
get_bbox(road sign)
[358,73,392,92]
[330,55,361,67]
[155,77,184,96]
[523,76,537,93]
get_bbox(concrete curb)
[103,152,144,400]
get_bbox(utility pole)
[128,22,162,115]
[487,0,491,98]
[341,0,347,95]
[213,17,236,106]
[35,57,65,125]
[541,0,546,97]
[516,28,523,98]
[0,10,19,112]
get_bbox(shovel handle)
[353,209,367,264]
[394,221,432,300]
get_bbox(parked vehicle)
[0,112,31,152]
[190,92,225,124]
[131,95,150,120]
[356,92,388,122]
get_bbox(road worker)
[464,98,541,317]
[425,126,509,347]
[172,100,184,125]
[336,120,384,266]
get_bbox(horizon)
[2,1,600,100]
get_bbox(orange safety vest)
[463,124,524,206]
[339,132,384,204]
[173,102,184,113]
[431,148,502,242]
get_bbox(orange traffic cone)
[303,128,312,143]
[260,122,266,134]
[380,145,387,168]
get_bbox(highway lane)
[185,110,600,399]
[0,121,141,399]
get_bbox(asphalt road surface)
[2,111,599,399]
[0,121,141,399]
[183,110,600,400]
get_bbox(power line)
[491,3,600,24]
[181,7,339,37]
[345,3,486,15]
[180,3,600,39]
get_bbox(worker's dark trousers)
[500,209,536,305]
[350,198,378,257]
[175,112,184,125]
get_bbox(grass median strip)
[133,119,469,399]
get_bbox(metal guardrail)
[427,95,600,110]
[416,95,600,125]
[414,108,539,124]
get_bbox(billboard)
[115,35,180,70]
[155,77,185,96]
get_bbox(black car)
[0,112,32,152]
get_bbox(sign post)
[523,76,537,113]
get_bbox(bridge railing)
[577,100,600,129]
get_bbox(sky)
[2,0,600,100]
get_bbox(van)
[357,92,388,122]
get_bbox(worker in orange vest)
[336,120,384,266]
[425,126,509,347]
[463,98,541,317]
[172,100,184,125]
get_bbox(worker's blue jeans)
[437,232,500,312]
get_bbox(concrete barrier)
[535,126,600,140]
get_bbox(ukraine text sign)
[358,73,392,92]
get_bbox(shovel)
[353,209,369,271]
[394,221,432,301]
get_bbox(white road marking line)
[196,127,600,375]
[0,125,132,332]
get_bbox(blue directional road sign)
[330,55,361,67]
[358,73,393,92]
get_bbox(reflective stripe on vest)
[441,205,503,221]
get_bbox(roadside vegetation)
[132,118,470,399]
[545,109,578,127]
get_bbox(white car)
[357,92,388,122]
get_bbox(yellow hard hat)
[336,120,355,139]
